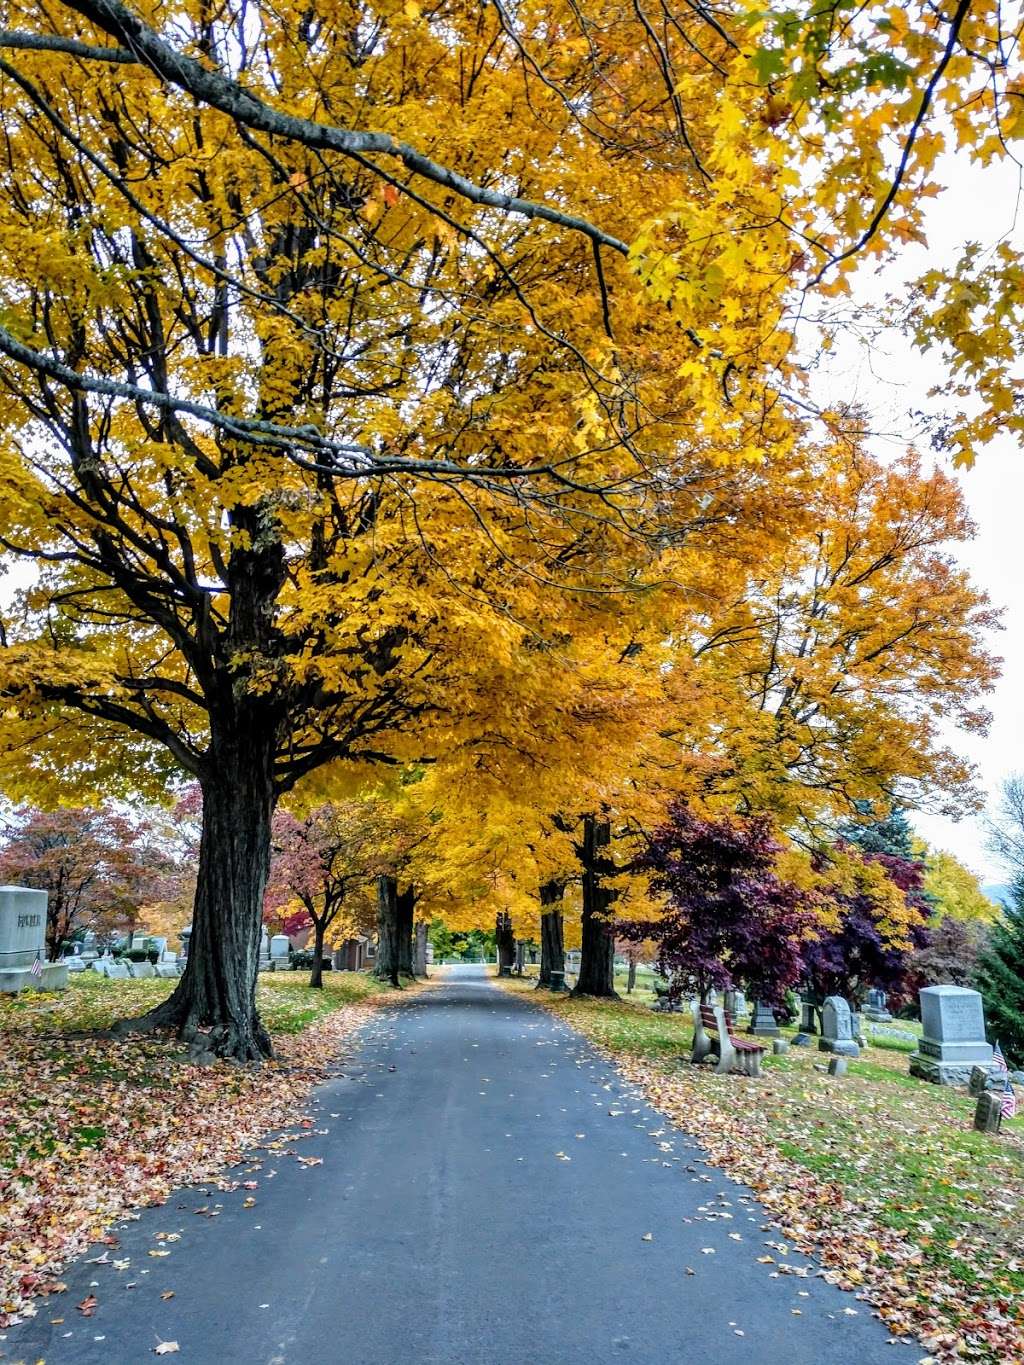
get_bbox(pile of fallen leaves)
[0,972,397,1327]
[512,982,1024,1364]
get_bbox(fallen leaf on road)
[154,1341,180,1355]
[641,1233,653,1241]
[161,1291,175,1301]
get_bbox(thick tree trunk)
[496,910,515,976]
[537,882,565,989]
[112,733,277,1061]
[572,815,619,998]
[309,920,325,989]
[397,886,416,977]
[374,875,401,986]
[414,921,428,977]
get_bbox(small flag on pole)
[1001,1077,1018,1121]
[29,956,43,979]
[994,1040,1009,1074]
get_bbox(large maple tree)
[0,0,1014,1056]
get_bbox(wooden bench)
[691,1003,766,1077]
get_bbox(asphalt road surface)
[2,965,924,1365]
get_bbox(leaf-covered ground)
[504,979,1024,1364]
[0,971,403,1328]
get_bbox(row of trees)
[0,0,1017,1057]
[2,773,1016,1059]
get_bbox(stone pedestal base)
[818,1038,860,1058]
[0,962,69,993]
[910,1053,1001,1087]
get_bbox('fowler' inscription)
[17,914,41,929]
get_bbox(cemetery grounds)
[2,969,1022,1364]
[503,975,1024,1364]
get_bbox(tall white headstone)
[0,886,68,993]
[910,985,995,1086]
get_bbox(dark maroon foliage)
[802,847,931,1009]
[908,916,987,993]
[620,803,814,1005]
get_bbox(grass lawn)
[504,979,1024,1363]
[0,969,401,1327]
[0,966,385,1036]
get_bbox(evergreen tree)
[975,875,1024,1067]
[839,804,916,859]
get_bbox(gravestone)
[0,886,68,993]
[258,926,272,972]
[818,996,860,1057]
[156,963,181,979]
[748,1000,781,1038]
[127,960,155,979]
[791,1033,811,1047]
[864,987,893,1021]
[969,1065,1002,1098]
[724,989,748,1020]
[828,1057,848,1077]
[270,934,290,968]
[910,985,996,1087]
[799,1001,818,1034]
[105,960,130,980]
[772,1038,789,1055]
[973,1091,1003,1134]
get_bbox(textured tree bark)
[414,921,428,977]
[309,919,326,989]
[627,953,637,994]
[373,874,401,987]
[572,815,619,998]
[112,726,278,1060]
[496,910,515,976]
[397,885,416,977]
[537,882,565,989]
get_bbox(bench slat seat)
[692,1003,766,1076]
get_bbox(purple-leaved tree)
[621,804,812,1006]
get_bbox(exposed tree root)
[109,994,274,1063]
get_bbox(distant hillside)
[982,883,1012,909]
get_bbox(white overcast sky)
[817,153,1024,882]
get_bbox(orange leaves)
[0,977,384,1329]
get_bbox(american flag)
[1001,1077,1018,1121]
[29,956,43,979]
[994,1040,1009,1074]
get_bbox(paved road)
[3,966,923,1365]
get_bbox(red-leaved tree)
[621,804,813,1006]
[264,804,382,988]
[0,806,176,959]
